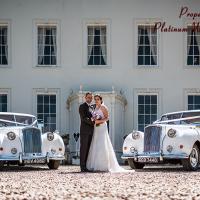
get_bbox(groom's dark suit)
[79,102,95,171]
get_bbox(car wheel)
[0,161,4,169]
[47,160,60,170]
[182,144,200,171]
[128,158,145,169]
[18,161,25,167]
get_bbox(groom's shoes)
[81,167,90,172]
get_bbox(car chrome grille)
[23,128,42,153]
[144,126,162,152]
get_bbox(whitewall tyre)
[47,160,60,170]
[128,158,145,169]
[182,144,200,171]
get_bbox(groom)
[79,92,95,172]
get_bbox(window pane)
[44,105,49,113]
[37,26,57,66]
[145,96,150,104]
[0,94,7,112]
[145,115,150,124]
[145,105,150,114]
[37,114,43,122]
[188,105,193,110]
[188,95,200,110]
[37,94,56,132]
[138,105,144,114]
[187,56,193,65]
[137,94,158,131]
[94,56,100,65]
[194,96,200,104]
[50,114,56,123]
[137,24,158,66]
[1,95,7,103]
[194,104,200,109]
[87,25,107,66]
[50,105,56,113]
[138,125,144,132]
[138,46,144,55]
[138,95,144,104]
[187,26,200,66]
[44,56,51,65]
[151,105,157,114]
[144,56,150,65]
[138,115,144,124]
[151,115,157,122]
[151,95,157,104]
[0,26,8,65]
[37,95,43,104]
[138,56,144,65]
[50,95,56,104]
[145,46,150,55]
[37,104,43,113]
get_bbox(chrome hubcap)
[190,148,199,168]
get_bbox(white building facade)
[0,0,200,161]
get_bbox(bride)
[86,94,134,173]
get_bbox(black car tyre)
[182,144,200,171]
[47,160,60,170]
[128,158,145,169]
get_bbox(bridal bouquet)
[92,112,102,127]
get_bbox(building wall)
[0,0,199,136]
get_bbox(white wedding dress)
[86,107,134,173]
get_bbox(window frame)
[134,19,161,69]
[82,19,111,68]
[185,23,200,67]
[32,88,60,132]
[33,19,61,68]
[133,88,162,130]
[0,20,11,68]
[137,94,158,131]
[0,89,11,112]
[184,88,200,109]
[186,92,200,110]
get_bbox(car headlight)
[132,131,140,140]
[130,147,137,153]
[47,132,54,141]
[167,129,176,138]
[7,132,16,140]
[166,145,173,153]
[11,148,17,154]
[51,149,56,154]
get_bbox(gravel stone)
[0,165,199,199]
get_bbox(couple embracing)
[79,92,133,173]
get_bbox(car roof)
[161,110,200,116]
[0,112,35,117]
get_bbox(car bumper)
[0,153,65,163]
[121,152,189,161]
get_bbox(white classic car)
[122,110,200,171]
[0,112,65,169]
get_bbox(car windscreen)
[161,113,182,121]
[180,116,200,125]
[0,114,16,127]
[0,114,15,122]
[182,112,200,118]
[15,115,36,126]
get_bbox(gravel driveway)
[0,165,200,200]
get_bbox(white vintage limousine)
[122,110,200,171]
[0,112,65,169]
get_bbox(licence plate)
[138,157,159,163]
[24,159,46,164]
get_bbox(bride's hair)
[94,94,103,104]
